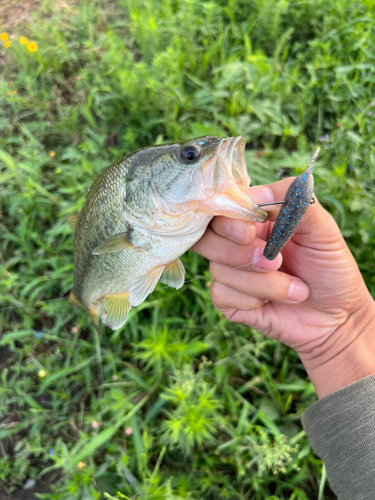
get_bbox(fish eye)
[180,144,201,162]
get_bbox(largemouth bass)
[68,136,268,332]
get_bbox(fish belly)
[83,224,208,308]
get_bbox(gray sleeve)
[302,373,375,500]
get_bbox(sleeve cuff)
[302,373,375,500]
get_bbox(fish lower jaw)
[198,190,268,223]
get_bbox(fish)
[263,148,319,260]
[67,136,269,332]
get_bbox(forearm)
[300,298,375,499]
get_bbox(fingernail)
[287,280,310,302]
[227,219,250,243]
[253,246,282,271]
[249,185,273,205]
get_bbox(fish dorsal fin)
[92,232,136,255]
[97,293,131,330]
[66,213,80,232]
[160,259,185,290]
[129,266,164,307]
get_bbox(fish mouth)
[197,136,269,223]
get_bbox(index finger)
[209,216,257,245]
[191,226,282,272]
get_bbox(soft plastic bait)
[262,148,320,261]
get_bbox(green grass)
[0,0,374,498]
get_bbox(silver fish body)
[69,136,269,331]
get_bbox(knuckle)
[222,308,237,321]
[251,297,265,310]
[209,260,220,278]
[220,244,233,265]
[209,281,227,310]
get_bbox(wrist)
[300,298,375,399]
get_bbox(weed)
[0,0,373,498]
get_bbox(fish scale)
[263,148,319,261]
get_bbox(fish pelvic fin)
[97,292,131,330]
[129,266,164,307]
[160,259,185,290]
[69,290,101,336]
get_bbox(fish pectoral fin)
[129,266,164,307]
[160,259,185,290]
[97,293,131,330]
[66,213,80,232]
[92,232,136,255]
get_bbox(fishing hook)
[258,197,315,208]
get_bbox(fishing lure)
[261,148,320,261]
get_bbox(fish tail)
[69,290,102,336]
[69,289,85,309]
[88,308,101,336]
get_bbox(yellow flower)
[49,150,56,158]
[77,462,86,469]
[27,41,38,52]
[11,89,17,94]
[38,369,46,378]
[55,168,61,174]
[0,33,8,42]
[4,40,11,48]
[20,37,28,45]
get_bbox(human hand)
[192,179,375,398]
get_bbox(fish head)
[151,135,268,223]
